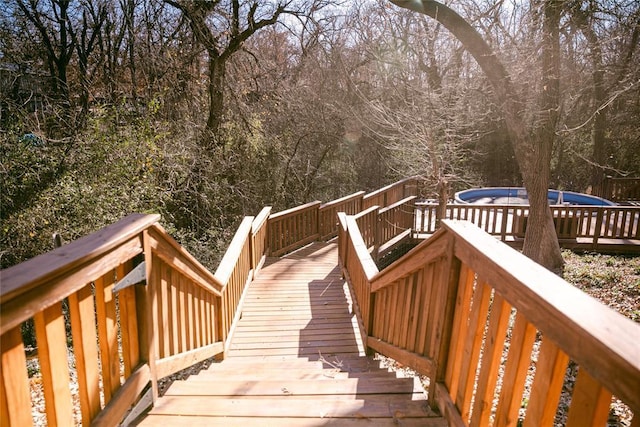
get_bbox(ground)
[563,250,640,323]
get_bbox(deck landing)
[137,243,445,426]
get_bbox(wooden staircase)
[137,243,446,426]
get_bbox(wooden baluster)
[494,313,537,427]
[158,261,170,358]
[385,282,399,344]
[68,285,101,425]
[376,288,388,340]
[444,265,475,400]
[34,302,74,426]
[187,283,195,350]
[457,282,492,422]
[94,272,120,403]
[418,263,437,356]
[120,283,140,373]
[175,275,184,352]
[523,338,569,427]
[470,294,512,426]
[170,273,179,354]
[406,269,425,354]
[565,368,611,427]
[117,261,140,380]
[193,285,202,349]
[0,326,32,427]
[199,287,207,346]
[398,275,414,349]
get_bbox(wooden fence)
[415,202,640,253]
[340,218,640,426]
[595,176,640,202]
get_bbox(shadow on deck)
[137,242,446,426]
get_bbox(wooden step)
[138,415,447,426]
[193,369,398,381]
[165,378,424,396]
[207,360,383,373]
[147,396,436,418]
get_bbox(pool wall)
[455,187,616,206]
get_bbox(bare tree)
[15,0,77,122]
[389,0,565,272]
[566,2,640,191]
[165,1,328,146]
[73,0,106,124]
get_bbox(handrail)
[341,216,640,425]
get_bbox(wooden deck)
[137,242,446,426]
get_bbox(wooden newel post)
[141,230,159,401]
[374,210,381,262]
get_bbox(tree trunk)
[584,16,607,193]
[207,54,226,134]
[389,0,564,272]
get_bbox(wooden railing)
[318,191,365,240]
[340,217,640,426]
[377,196,416,246]
[350,197,417,261]
[0,176,422,426]
[362,176,420,210]
[0,214,226,426]
[353,205,380,250]
[415,202,640,252]
[267,201,321,257]
[266,176,421,257]
[595,176,640,202]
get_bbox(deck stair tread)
[138,242,445,425]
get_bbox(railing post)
[314,203,320,242]
[592,207,604,251]
[374,209,381,262]
[141,230,158,402]
[500,207,509,242]
[337,212,349,271]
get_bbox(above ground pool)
[454,187,616,206]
